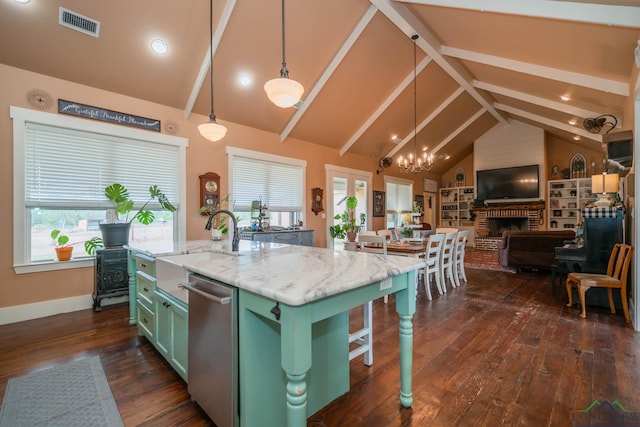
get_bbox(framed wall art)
[373,190,385,217]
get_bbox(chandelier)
[398,34,433,174]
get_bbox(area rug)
[464,248,517,274]
[0,356,123,427]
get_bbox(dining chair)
[452,230,469,287]
[376,229,392,240]
[439,231,458,292]
[421,233,445,300]
[565,243,633,322]
[348,234,388,365]
[359,230,378,237]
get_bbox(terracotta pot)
[55,246,73,261]
[346,231,358,242]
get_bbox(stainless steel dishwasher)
[184,274,238,427]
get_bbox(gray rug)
[0,356,124,427]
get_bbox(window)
[384,177,413,230]
[227,147,306,229]
[11,106,187,273]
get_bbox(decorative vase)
[55,246,73,261]
[99,223,131,247]
[211,229,223,241]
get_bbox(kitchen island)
[127,239,425,427]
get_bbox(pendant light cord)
[208,0,216,121]
[279,0,290,79]
[412,34,418,158]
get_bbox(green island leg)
[127,250,137,325]
[395,270,416,407]
[280,304,312,427]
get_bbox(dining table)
[363,240,427,257]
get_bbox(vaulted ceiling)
[1,0,638,174]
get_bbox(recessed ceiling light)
[151,39,168,54]
[14,0,31,3]
[573,135,581,141]
[561,95,571,102]
[568,119,577,125]
[238,73,252,87]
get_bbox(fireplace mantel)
[474,201,545,212]
[474,201,546,250]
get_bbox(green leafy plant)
[50,229,70,248]
[329,196,365,240]
[84,183,176,255]
[104,183,176,224]
[401,227,414,238]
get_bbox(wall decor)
[373,190,385,217]
[455,167,465,187]
[199,172,220,216]
[569,153,586,178]
[26,88,54,110]
[311,187,324,215]
[58,99,161,131]
[414,195,424,214]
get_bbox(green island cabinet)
[128,251,188,381]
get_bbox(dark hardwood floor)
[1,267,638,426]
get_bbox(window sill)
[13,258,95,275]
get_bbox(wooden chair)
[439,231,458,292]
[452,230,469,287]
[421,233,445,300]
[565,243,633,322]
[348,234,387,365]
[376,229,391,240]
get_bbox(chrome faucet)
[205,209,239,252]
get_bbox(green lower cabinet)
[155,290,188,381]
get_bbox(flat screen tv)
[476,165,539,201]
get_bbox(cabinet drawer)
[271,233,299,244]
[137,273,155,307]
[137,302,155,340]
[135,254,155,277]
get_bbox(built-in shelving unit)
[439,186,474,227]
[548,178,596,230]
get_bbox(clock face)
[205,180,218,192]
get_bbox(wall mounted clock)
[199,172,220,216]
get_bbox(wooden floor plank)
[1,267,638,426]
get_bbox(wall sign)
[58,99,161,132]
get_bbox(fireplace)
[474,202,545,250]
[487,217,528,237]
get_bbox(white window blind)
[25,123,179,208]
[386,181,412,212]
[232,156,303,211]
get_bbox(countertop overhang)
[127,240,426,306]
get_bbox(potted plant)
[199,194,230,240]
[85,183,176,255]
[51,229,74,261]
[329,196,365,242]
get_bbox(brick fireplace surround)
[474,202,546,251]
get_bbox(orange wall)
[545,134,606,179]
[0,64,427,309]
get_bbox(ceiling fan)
[583,114,617,134]
[376,157,392,174]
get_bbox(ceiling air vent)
[59,7,100,38]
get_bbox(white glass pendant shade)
[264,77,304,108]
[198,120,227,142]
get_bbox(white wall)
[474,120,545,172]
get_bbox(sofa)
[498,230,575,270]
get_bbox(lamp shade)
[591,174,604,193]
[198,121,227,142]
[604,173,619,193]
[264,77,304,108]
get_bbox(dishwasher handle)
[184,282,232,305]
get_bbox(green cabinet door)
[155,291,171,359]
[155,289,188,382]
[170,301,188,380]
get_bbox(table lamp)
[591,173,619,207]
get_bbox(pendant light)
[198,0,227,142]
[264,0,304,108]
[398,35,433,174]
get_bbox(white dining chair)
[453,230,469,287]
[348,234,387,366]
[439,231,457,292]
[421,233,445,300]
[376,229,392,240]
[359,230,378,237]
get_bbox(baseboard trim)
[0,294,128,325]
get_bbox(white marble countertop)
[128,240,426,306]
